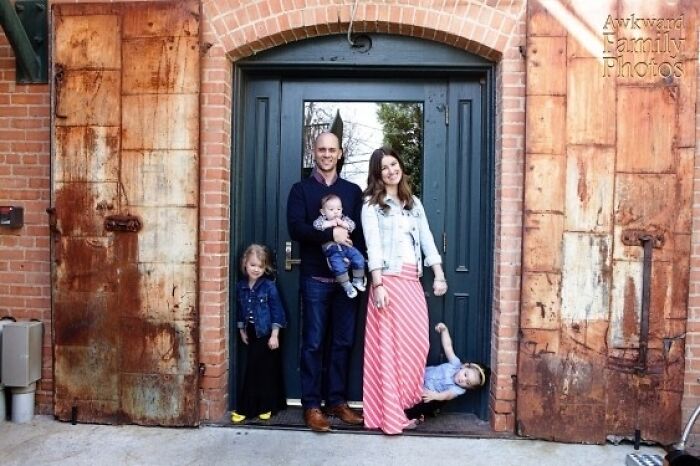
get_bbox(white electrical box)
[0,318,15,384]
[1,321,42,387]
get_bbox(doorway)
[231,35,494,420]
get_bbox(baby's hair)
[240,244,275,276]
[320,193,341,208]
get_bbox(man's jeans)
[300,276,358,409]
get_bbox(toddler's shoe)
[231,411,246,423]
[341,281,358,298]
[258,411,272,421]
[352,277,366,292]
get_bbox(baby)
[313,193,366,298]
[406,322,490,421]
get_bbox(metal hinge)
[442,232,447,253]
[445,105,449,126]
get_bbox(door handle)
[285,241,301,271]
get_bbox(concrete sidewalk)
[0,416,665,466]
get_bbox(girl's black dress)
[238,323,287,417]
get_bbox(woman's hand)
[433,278,448,296]
[239,328,248,345]
[268,334,279,350]
[374,284,390,309]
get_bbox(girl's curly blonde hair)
[240,244,275,276]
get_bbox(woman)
[361,147,448,435]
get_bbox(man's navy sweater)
[287,175,366,279]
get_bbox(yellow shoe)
[258,411,272,421]
[231,411,246,423]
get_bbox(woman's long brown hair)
[363,146,414,212]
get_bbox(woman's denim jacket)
[236,278,287,338]
[361,194,442,277]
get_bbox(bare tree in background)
[302,103,362,179]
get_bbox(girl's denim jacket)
[236,278,287,338]
[361,194,442,277]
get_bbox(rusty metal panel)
[52,1,200,427]
[122,2,199,38]
[53,15,121,69]
[613,174,676,262]
[609,259,642,349]
[527,36,566,95]
[561,233,612,322]
[54,184,118,236]
[524,154,565,213]
[678,60,697,148]
[120,374,198,425]
[526,96,565,155]
[131,263,197,322]
[122,94,199,150]
[671,234,690,320]
[120,320,196,375]
[54,238,116,294]
[522,213,564,272]
[55,127,120,183]
[521,272,560,330]
[55,70,121,127]
[565,145,614,232]
[675,148,694,234]
[123,37,199,94]
[567,59,616,145]
[121,150,197,206]
[129,207,197,263]
[527,0,566,36]
[616,87,676,173]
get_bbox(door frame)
[229,34,496,420]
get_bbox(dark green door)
[235,76,490,417]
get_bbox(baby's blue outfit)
[423,355,466,398]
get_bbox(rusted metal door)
[517,0,695,444]
[51,1,200,425]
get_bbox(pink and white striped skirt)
[363,263,429,435]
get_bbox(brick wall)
[0,33,52,413]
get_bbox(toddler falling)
[405,322,490,423]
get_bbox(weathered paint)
[564,146,614,233]
[519,0,693,443]
[616,87,676,174]
[520,272,560,330]
[561,233,611,321]
[524,154,565,213]
[52,1,199,426]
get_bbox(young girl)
[231,244,287,423]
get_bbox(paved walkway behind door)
[0,416,665,466]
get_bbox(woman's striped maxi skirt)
[362,264,429,435]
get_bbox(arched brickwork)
[197,0,527,431]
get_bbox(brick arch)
[203,1,518,62]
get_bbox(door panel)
[52,1,200,426]
[236,76,490,417]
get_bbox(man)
[287,132,365,432]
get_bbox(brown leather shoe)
[304,408,331,432]
[326,403,364,425]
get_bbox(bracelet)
[371,282,384,289]
[434,278,447,283]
